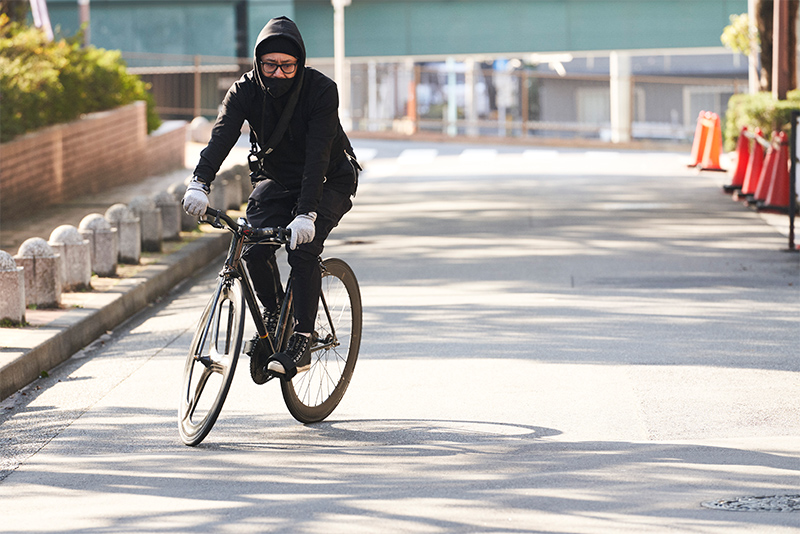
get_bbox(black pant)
[243,179,352,333]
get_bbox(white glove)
[182,178,210,217]
[287,212,317,250]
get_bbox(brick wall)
[0,102,187,224]
[145,120,188,177]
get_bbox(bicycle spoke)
[317,351,343,383]
[294,340,344,404]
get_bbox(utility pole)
[29,0,53,40]
[610,51,632,143]
[332,0,352,129]
[78,0,90,47]
[748,0,759,94]
[235,1,248,60]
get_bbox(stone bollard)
[167,181,198,231]
[190,116,213,143]
[78,213,118,277]
[238,167,253,202]
[224,172,243,210]
[129,195,163,253]
[153,191,182,241]
[14,238,61,308]
[0,250,26,324]
[206,176,226,212]
[105,204,141,264]
[49,225,92,291]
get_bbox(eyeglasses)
[259,61,298,75]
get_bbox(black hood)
[253,16,306,97]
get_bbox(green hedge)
[0,16,160,143]
[724,90,800,151]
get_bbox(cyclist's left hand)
[287,212,316,250]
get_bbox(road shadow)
[2,409,799,532]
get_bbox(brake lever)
[199,209,225,229]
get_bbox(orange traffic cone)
[699,113,725,171]
[687,111,709,167]
[736,128,765,200]
[758,132,792,213]
[748,137,778,205]
[723,126,750,193]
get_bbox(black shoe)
[262,309,280,334]
[245,335,271,385]
[267,333,312,379]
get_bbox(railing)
[124,52,251,118]
[124,51,747,143]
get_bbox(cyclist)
[182,16,358,380]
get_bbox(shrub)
[724,90,800,151]
[0,16,160,143]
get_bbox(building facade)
[46,0,746,59]
[45,0,752,142]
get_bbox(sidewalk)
[0,141,248,400]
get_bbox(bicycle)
[178,207,362,446]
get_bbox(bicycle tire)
[281,258,362,423]
[178,277,245,446]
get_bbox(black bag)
[344,147,361,196]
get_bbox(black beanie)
[257,36,301,60]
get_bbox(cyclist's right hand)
[287,212,316,250]
[182,177,210,217]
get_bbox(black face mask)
[264,77,294,98]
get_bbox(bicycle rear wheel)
[179,277,245,446]
[281,258,362,423]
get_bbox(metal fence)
[124,53,251,119]
[123,51,747,143]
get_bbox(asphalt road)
[1,140,799,533]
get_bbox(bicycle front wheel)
[281,258,362,423]
[179,277,245,446]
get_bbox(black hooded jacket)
[193,17,355,215]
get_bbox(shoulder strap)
[251,85,301,160]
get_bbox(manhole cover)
[702,495,800,512]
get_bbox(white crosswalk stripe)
[353,148,378,162]
[522,149,559,159]
[397,149,438,165]
[458,149,498,162]
[584,151,622,159]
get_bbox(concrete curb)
[0,231,230,400]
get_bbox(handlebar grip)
[201,207,289,243]
[204,207,228,221]
[246,226,291,242]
